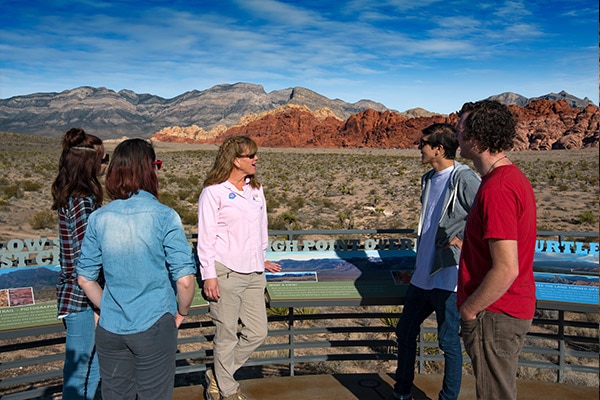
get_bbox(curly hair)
[203,136,260,189]
[458,100,516,153]
[105,138,159,199]
[51,128,104,210]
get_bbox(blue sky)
[1,0,597,114]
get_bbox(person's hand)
[203,278,220,301]
[459,304,477,321]
[446,236,463,250]
[265,261,281,273]
[174,311,186,328]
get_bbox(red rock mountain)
[152,100,599,150]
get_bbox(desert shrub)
[337,183,355,195]
[1,183,22,199]
[266,196,279,212]
[379,306,401,330]
[321,197,336,209]
[576,210,597,225]
[267,307,315,317]
[30,209,57,229]
[289,196,305,211]
[336,210,355,229]
[172,204,197,226]
[21,180,43,192]
[270,211,300,230]
[176,188,195,201]
[159,191,178,208]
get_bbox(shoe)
[221,388,248,400]
[385,393,412,400]
[204,369,221,400]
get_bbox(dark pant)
[394,284,462,400]
[95,313,177,400]
[460,310,531,400]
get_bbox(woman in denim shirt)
[76,139,196,400]
[51,128,108,400]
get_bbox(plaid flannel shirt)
[56,196,99,317]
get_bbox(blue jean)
[62,307,101,400]
[394,284,462,400]
[95,313,178,400]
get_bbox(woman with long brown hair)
[76,138,196,400]
[51,127,107,399]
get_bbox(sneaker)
[204,369,221,400]
[221,388,248,400]
[386,393,412,400]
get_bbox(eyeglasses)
[152,159,163,170]
[418,139,433,149]
[101,154,110,164]
[238,153,257,159]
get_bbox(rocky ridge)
[153,99,599,150]
[0,83,389,139]
[1,84,597,149]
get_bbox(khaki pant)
[210,261,268,397]
[460,310,531,400]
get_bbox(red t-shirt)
[457,164,537,319]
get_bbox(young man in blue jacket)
[389,123,480,400]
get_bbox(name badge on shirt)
[252,194,260,202]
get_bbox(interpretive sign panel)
[265,249,416,306]
[533,252,598,305]
[265,242,599,308]
[0,237,207,332]
[1,235,598,332]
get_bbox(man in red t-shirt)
[456,100,536,400]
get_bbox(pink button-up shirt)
[197,180,268,280]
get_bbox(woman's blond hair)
[203,136,260,189]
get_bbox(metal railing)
[1,229,598,399]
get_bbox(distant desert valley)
[0,132,597,243]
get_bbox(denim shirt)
[76,190,196,334]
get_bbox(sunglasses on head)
[153,159,162,170]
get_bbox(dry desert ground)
[0,132,598,241]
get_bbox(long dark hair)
[51,128,104,210]
[203,136,260,189]
[105,138,159,199]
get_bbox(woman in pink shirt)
[197,136,280,400]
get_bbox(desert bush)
[289,196,305,211]
[159,191,179,208]
[29,209,56,229]
[270,211,301,230]
[174,206,197,226]
[576,210,597,225]
[21,180,43,192]
[265,195,280,212]
[1,183,22,199]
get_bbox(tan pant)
[210,261,268,397]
